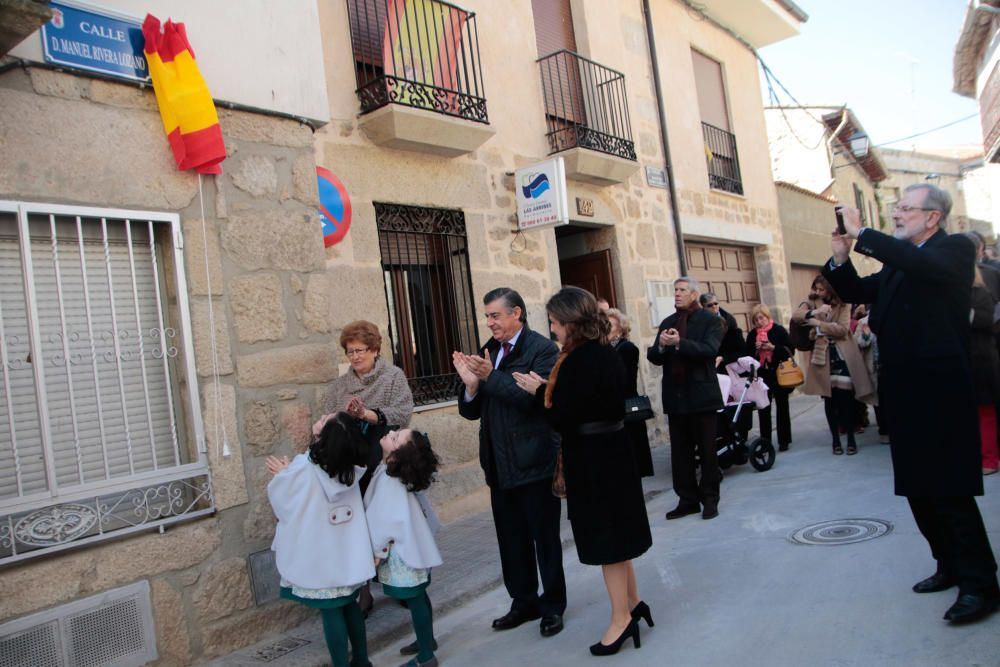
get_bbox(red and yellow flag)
[142,15,226,175]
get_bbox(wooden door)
[560,249,617,308]
[685,242,759,331]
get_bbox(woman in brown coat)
[792,276,874,455]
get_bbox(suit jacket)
[647,309,723,415]
[457,326,560,490]
[823,228,981,497]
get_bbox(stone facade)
[0,64,331,665]
[0,0,802,662]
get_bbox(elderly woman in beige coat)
[792,275,874,455]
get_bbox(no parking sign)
[316,167,351,247]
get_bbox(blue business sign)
[41,1,149,82]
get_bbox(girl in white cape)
[266,413,374,667]
[364,428,443,667]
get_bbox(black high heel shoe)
[589,619,640,656]
[630,601,654,627]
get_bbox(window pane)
[375,203,478,405]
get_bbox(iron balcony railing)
[702,122,744,195]
[347,0,488,124]
[537,50,636,161]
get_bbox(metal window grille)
[347,0,489,123]
[0,201,212,566]
[702,122,744,195]
[375,203,479,405]
[537,49,636,161]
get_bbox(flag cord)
[198,173,231,458]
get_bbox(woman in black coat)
[514,287,652,656]
[607,308,654,477]
[971,270,1000,474]
[745,303,794,451]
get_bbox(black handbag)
[624,395,655,422]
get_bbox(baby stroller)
[715,357,775,473]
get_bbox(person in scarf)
[791,276,874,455]
[647,277,724,520]
[513,286,652,657]
[745,303,794,451]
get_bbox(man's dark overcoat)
[824,229,981,497]
[458,326,560,490]
[646,309,723,415]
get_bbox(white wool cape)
[363,463,442,569]
[268,455,375,589]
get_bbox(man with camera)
[823,183,998,624]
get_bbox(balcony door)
[532,0,585,146]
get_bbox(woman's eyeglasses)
[345,348,370,356]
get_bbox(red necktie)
[501,341,512,363]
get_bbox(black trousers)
[490,478,567,616]
[667,411,719,508]
[758,388,792,447]
[907,496,999,595]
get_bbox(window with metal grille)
[375,203,479,406]
[0,201,212,565]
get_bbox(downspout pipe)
[642,0,687,275]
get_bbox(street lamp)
[848,131,869,159]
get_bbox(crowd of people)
[262,183,997,666]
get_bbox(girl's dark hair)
[309,412,368,485]
[385,431,440,493]
[545,286,611,349]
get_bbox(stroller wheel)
[749,437,775,472]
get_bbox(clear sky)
[757,0,982,150]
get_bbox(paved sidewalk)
[207,394,1000,666]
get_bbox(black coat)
[613,339,654,477]
[541,340,652,565]
[744,324,793,392]
[458,326,560,490]
[970,284,999,404]
[718,308,744,368]
[647,309,723,415]
[824,229,981,497]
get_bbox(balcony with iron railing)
[537,50,638,186]
[702,121,744,196]
[346,0,495,156]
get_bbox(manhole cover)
[789,518,892,546]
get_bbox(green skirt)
[280,586,359,610]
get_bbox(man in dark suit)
[824,183,999,624]
[453,287,566,637]
[648,277,724,520]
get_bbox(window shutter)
[0,214,186,503]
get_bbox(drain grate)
[789,518,892,546]
[252,637,310,662]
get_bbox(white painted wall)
[764,107,835,194]
[8,0,329,124]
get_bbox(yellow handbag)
[776,357,805,388]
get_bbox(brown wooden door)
[685,242,759,332]
[560,249,617,308]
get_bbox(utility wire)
[875,113,979,147]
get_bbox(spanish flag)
[142,15,226,174]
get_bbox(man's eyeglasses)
[704,302,719,308]
[894,205,937,214]
[345,347,370,356]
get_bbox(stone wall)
[0,66,329,664]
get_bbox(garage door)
[685,242,760,332]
